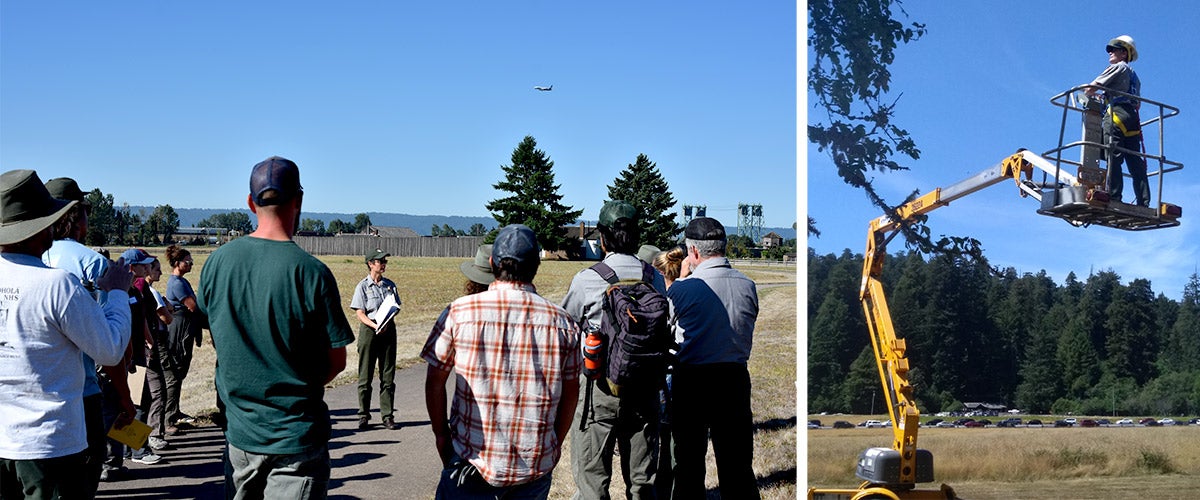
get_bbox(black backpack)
[589,261,674,397]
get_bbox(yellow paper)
[107,418,152,450]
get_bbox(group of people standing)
[424,200,762,500]
[1,157,761,500]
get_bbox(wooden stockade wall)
[295,235,484,258]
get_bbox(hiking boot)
[148,437,170,451]
[131,452,162,465]
[357,417,370,430]
[172,413,196,424]
[383,416,395,430]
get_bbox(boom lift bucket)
[1040,86,1184,230]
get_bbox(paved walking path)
[97,363,444,500]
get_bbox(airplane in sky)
[534,85,552,91]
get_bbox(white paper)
[372,293,400,333]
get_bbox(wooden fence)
[294,235,485,258]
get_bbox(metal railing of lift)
[1045,85,1184,205]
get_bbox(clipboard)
[107,418,152,450]
[372,293,400,333]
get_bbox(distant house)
[364,225,420,238]
[564,223,601,260]
[762,231,783,248]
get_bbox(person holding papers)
[351,248,402,430]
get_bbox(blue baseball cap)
[491,224,540,263]
[121,248,155,265]
[250,156,303,206]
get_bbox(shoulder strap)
[589,262,619,285]
[640,262,656,284]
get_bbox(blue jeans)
[225,441,330,500]
[435,461,552,500]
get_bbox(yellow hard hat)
[1106,35,1138,63]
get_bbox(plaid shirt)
[421,281,582,487]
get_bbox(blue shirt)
[42,239,110,397]
[666,256,758,365]
[166,274,195,312]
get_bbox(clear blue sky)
[805,2,1200,300]
[1,1,797,229]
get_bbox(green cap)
[598,200,637,227]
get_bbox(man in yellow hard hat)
[1085,35,1149,207]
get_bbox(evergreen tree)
[808,259,867,411]
[197,212,254,234]
[84,189,117,246]
[841,346,881,414]
[1103,279,1159,385]
[327,219,348,234]
[468,223,488,236]
[1016,302,1068,413]
[606,154,680,249]
[353,213,372,233]
[300,218,326,234]
[486,136,583,251]
[150,204,180,242]
[1160,273,1200,373]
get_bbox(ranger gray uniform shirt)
[560,253,667,330]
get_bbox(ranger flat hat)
[0,169,77,245]
[459,244,495,285]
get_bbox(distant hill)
[148,207,797,239]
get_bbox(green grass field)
[170,249,798,498]
[807,420,1200,499]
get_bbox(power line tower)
[737,203,763,242]
[682,204,707,225]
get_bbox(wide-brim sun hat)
[460,244,495,285]
[0,169,78,245]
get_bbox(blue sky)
[1,1,797,229]
[805,2,1200,300]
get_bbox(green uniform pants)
[356,324,397,420]
[570,379,660,500]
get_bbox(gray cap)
[491,224,540,263]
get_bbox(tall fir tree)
[486,136,583,251]
[606,154,680,249]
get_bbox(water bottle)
[583,329,605,380]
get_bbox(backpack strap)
[589,262,620,285]
[591,260,657,286]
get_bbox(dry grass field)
[165,248,797,498]
[808,423,1200,499]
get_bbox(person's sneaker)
[148,437,170,451]
[383,416,395,430]
[99,466,128,481]
[173,413,196,424]
[131,452,162,465]
[357,417,370,430]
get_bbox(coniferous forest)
[808,248,1200,417]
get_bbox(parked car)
[1158,418,1176,426]
[833,421,855,429]
[1096,419,1111,426]
[1139,418,1161,427]
[1115,418,1134,427]
[1079,419,1099,427]
[1053,419,1073,427]
[1189,418,1200,425]
[963,420,986,428]
[935,421,956,428]
[952,418,975,426]
[861,419,885,428]
[1063,418,1077,425]
[976,418,992,426]
[925,418,944,427]
[996,418,1022,427]
[808,419,821,429]
[1026,419,1043,427]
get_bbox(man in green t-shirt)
[198,156,354,499]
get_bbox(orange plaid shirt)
[421,281,581,486]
